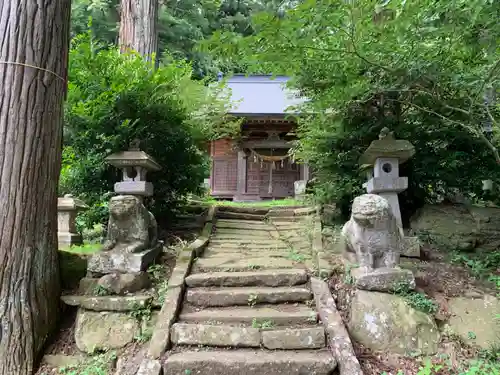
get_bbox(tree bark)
[119,0,159,58]
[0,1,71,374]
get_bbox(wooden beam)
[242,140,293,149]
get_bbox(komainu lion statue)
[342,194,402,272]
[102,195,158,253]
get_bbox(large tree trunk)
[119,0,159,58]
[0,1,71,374]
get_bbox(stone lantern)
[359,128,420,257]
[359,128,415,229]
[57,194,88,249]
[104,139,161,197]
[87,140,162,275]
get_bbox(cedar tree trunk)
[0,1,71,374]
[119,0,159,58]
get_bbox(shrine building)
[208,75,309,201]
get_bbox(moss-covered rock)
[348,290,440,355]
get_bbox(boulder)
[445,295,500,349]
[410,204,500,251]
[75,310,140,353]
[98,272,151,295]
[348,290,440,355]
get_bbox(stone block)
[184,269,308,288]
[366,176,408,194]
[137,359,163,375]
[352,267,415,292]
[87,244,161,274]
[171,323,261,347]
[185,286,312,307]
[114,181,153,196]
[61,295,151,311]
[262,327,325,349]
[180,305,317,326]
[163,350,336,375]
[401,236,421,258]
[148,286,184,359]
[75,310,140,353]
[58,232,83,249]
[98,272,151,295]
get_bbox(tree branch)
[387,98,500,164]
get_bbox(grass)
[197,197,305,207]
[60,243,101,255]
[57,352,116,375]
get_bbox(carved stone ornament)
[101,195,158,254]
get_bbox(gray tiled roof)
[223,75,306,116]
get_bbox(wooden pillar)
[236,150,248,196]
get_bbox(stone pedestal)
[87,243,162,275]
[294,180,307,199]
[57,194,88,249]
[352,267,415,292]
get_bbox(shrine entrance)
[248,148,299,199]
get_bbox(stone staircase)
[163,206,337,375]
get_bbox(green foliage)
[394,282,438,315]
[62,31,237,229]
[59,352,116,375]
[71,0,285,76]
[251,318,274,328]
[65,243,102,254]
[206,0,500,218]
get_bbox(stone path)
[163,207,337,375]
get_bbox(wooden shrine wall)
[210,138,237,197]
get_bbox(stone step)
[185,269,309,288]
[192,256,301,271]
[215,219,268,226]
[209,239,287,245]
[217,211,266,221]
[214,228,275,236]
[217,206,270,215]
[163,349,336,375]
[212,233,275,240]
[186,286,312,307]
[202,251,312,263]
[170,323,326,349]
[215,221,276,230]
[202,250,292,259]
[179,305,318,325]
[207,243,289,249]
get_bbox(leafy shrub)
[61,31,236,230]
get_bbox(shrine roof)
[222,75,307,116]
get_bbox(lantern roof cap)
[359,128,415,165]
[105,140,161,171]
